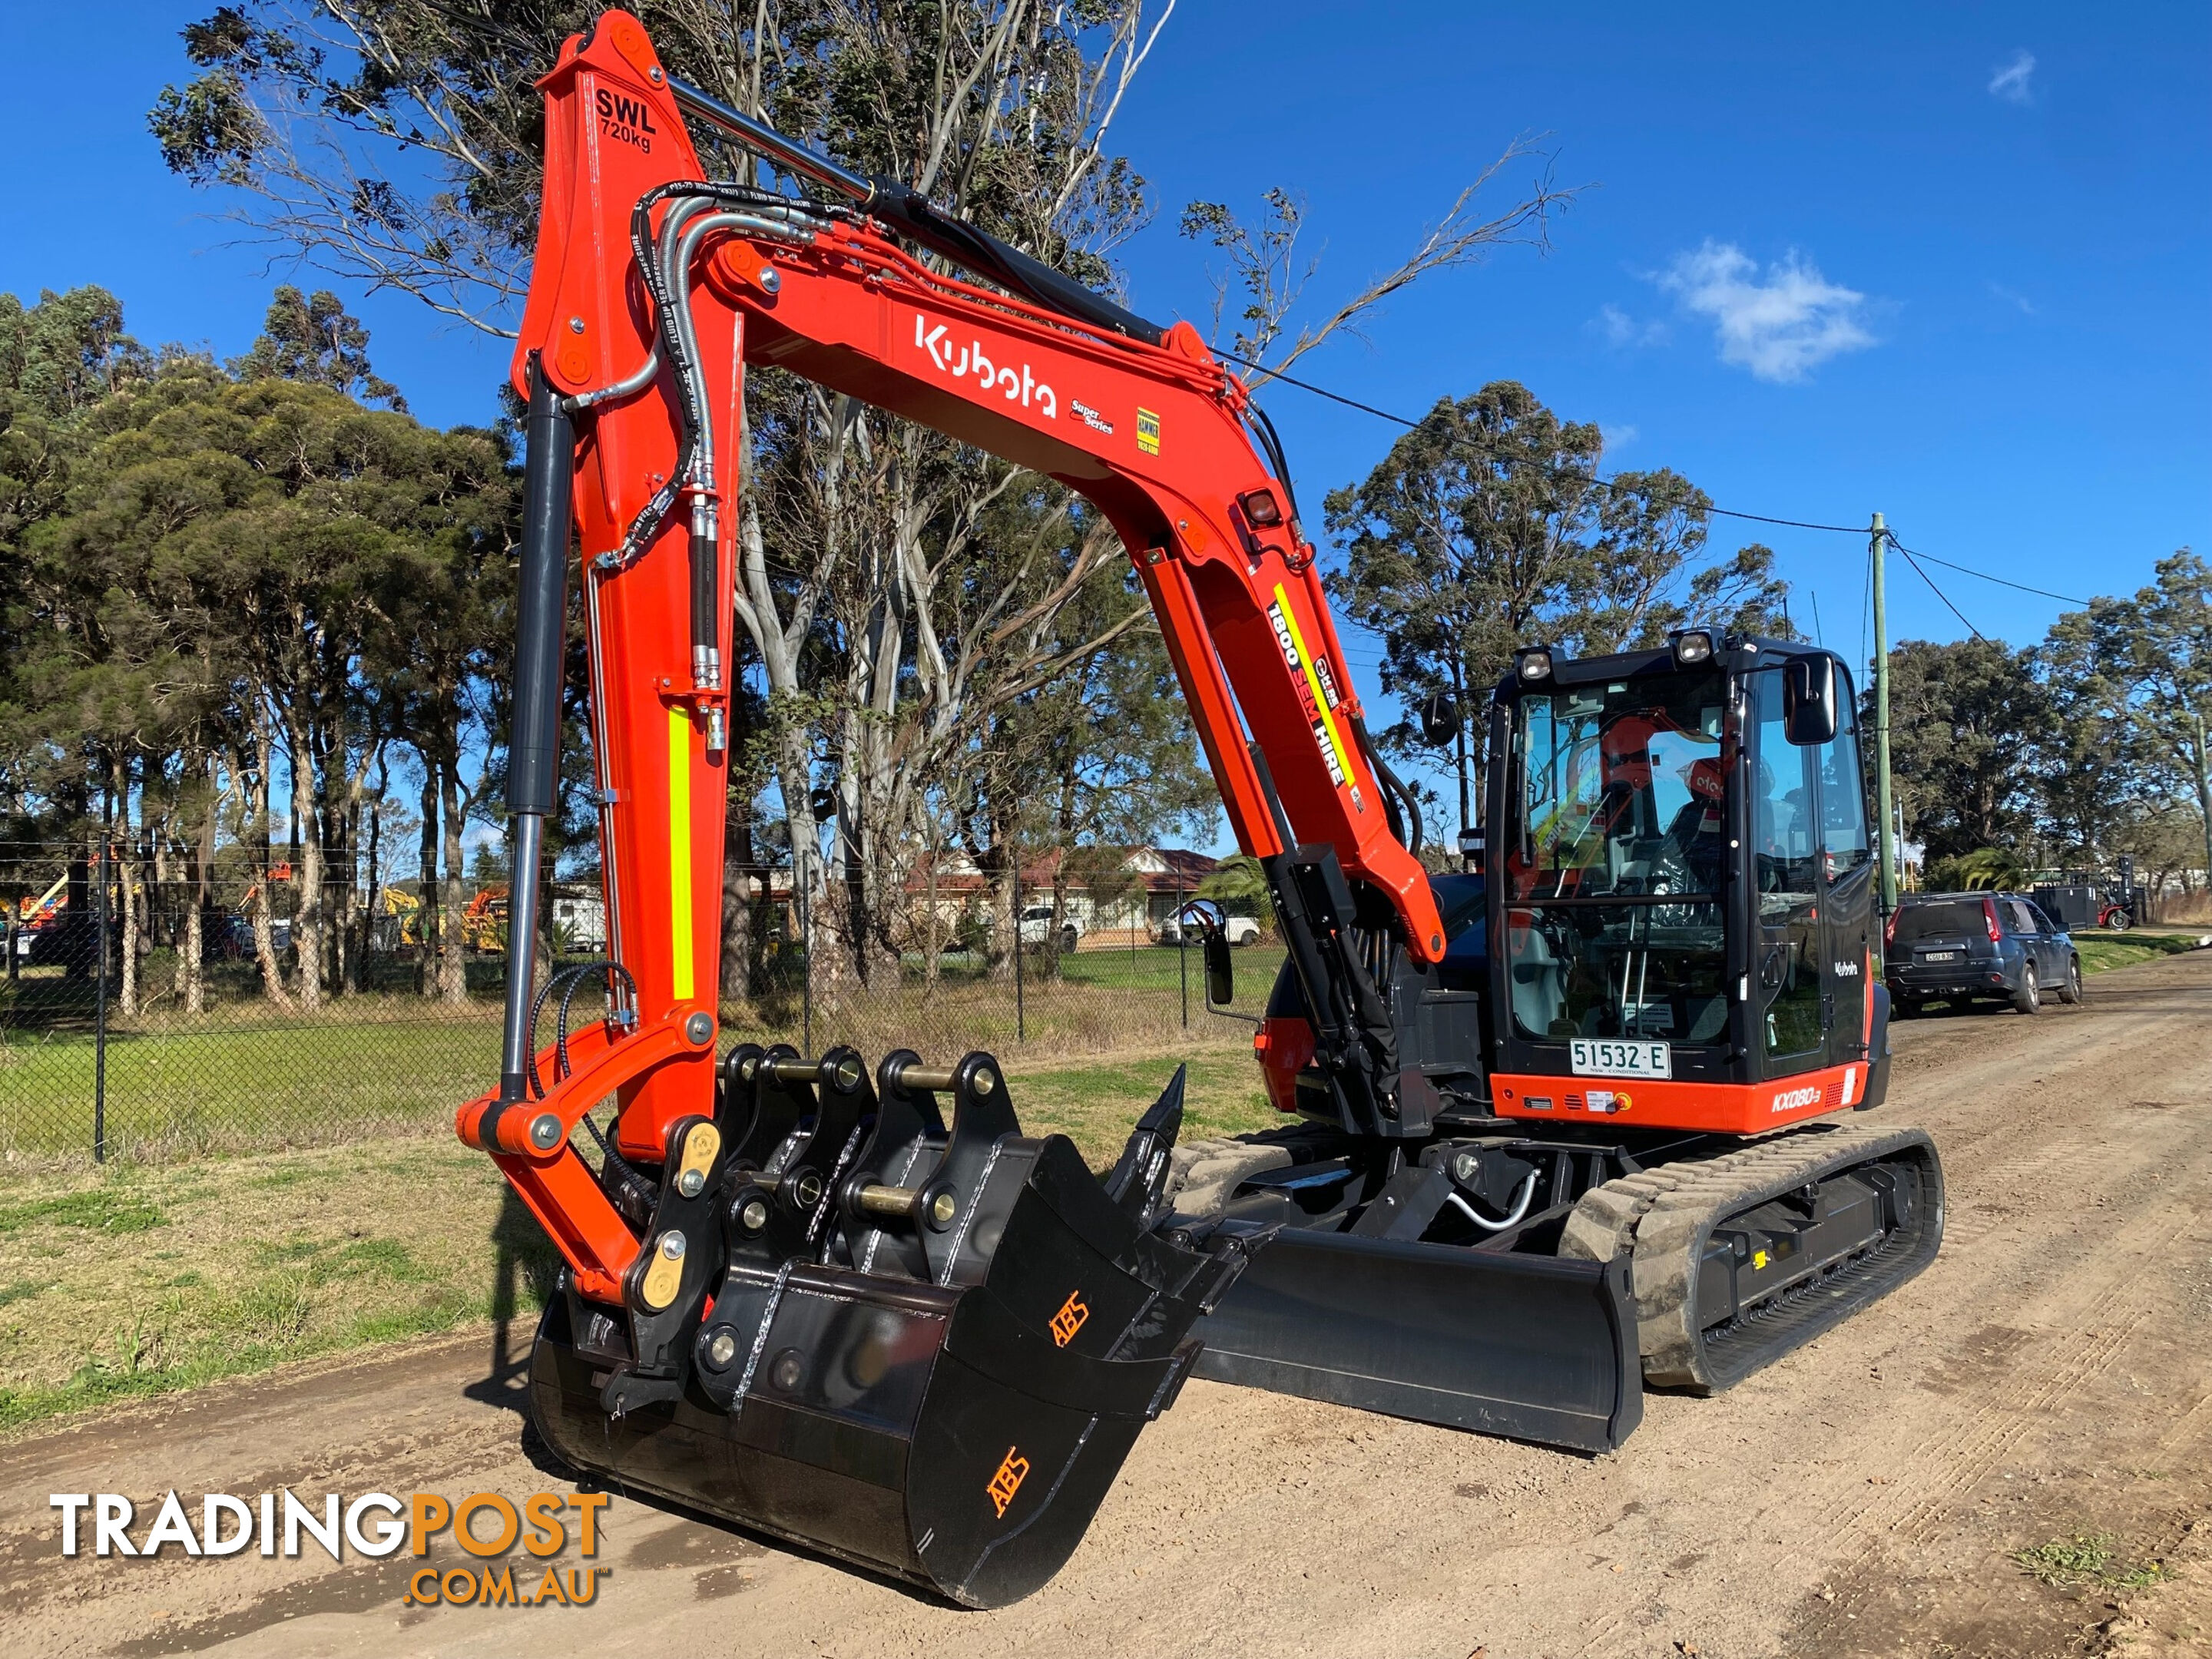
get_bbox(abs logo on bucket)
[986,1449,1030,1518]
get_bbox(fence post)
[93,839,111,1165]
[1176,862,1187,1029]
[1012,858,1025,1043]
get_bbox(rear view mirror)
[1418,690,1462,749]
[1204,930,1233,1008]
[1783,655,1838,746]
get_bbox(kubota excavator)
[458,12,1943,1608]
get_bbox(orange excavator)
[458,12,1942,1608]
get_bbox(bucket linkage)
[529,1045,1260,1608]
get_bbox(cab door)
[1813,671,1875,1071]
[1747,670,1825,1078]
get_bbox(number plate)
[1923,950,1958,962]
[1569,1039,1671,1079]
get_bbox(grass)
[0,949,1281,1165]
[2074,929,2204,976]
[2012,1531,2167,1591]
[0,1035,1279,1438]
[0,1138,556,1435]
[0,1017,503,1164]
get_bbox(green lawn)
[0,947,1283,1165]
[0,1038,1278,1435]
[2073,928,2206,975]
[0,1017,502,1162]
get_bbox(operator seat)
[1509,922,1569,1038]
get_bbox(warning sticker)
[1267,586,1363,812]
[1136,407,1161,455]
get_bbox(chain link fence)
[1,846,1277,1167]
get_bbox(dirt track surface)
[6,953,2211,1658]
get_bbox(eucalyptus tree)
[2044,553,2212,879]
[1323,381,1790,832]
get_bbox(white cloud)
[1591,303,1667,349]
[1988,49,2035,104]
[1987,280,2036,316]
[1603,422,1639,449]
[1652,241,1876,382]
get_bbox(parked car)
[1015,904,1081,952]
[1157,912,1262,947]
[1886,891,2083,1016]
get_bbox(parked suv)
[1886,891,2083,1015]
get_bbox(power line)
[1886,534,1988,644]
[1223,350,2091,611]
[1886,540,2087,607]
[1218,352,1871,535]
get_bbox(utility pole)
[1870,512,1897,916]
[2195,710,2212,887]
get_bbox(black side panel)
[1189,1229,1641,1453]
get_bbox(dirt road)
[6,952,2210,1658]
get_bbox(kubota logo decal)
[987,1448,1030,1518]
[1050,1291,1089,1348]
[915,316,1055,416]
[1770,1085,1823,1114]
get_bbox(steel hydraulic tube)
[498,356,576,1101]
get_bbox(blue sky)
[5,2,2207,836]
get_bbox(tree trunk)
[248,713,295,1011]
[534,830,556,984]
[286,707,325,1012]
[982,800,1019,986]
[721,789,757,1004]
[363,784,382,997]
[438,744,469,1004]
[418,764,440,998]
[771,728,839,1015]
[117,762,141,1018]
[184,764,214,1017]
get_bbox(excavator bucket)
[527,1051,1256,1608]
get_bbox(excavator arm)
[459,11,1447,1263]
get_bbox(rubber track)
[1559,1124,1944,1393]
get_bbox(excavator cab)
[1486,634,1886,1124]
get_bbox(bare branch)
[1188,139,1585,386]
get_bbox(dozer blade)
[529,1053,1252,1608]
[1189,1229,1643,1453]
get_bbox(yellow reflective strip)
[667,708,694,1001]
[1271,584,1356,788]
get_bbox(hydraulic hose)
[1449,1174,1538,1233]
